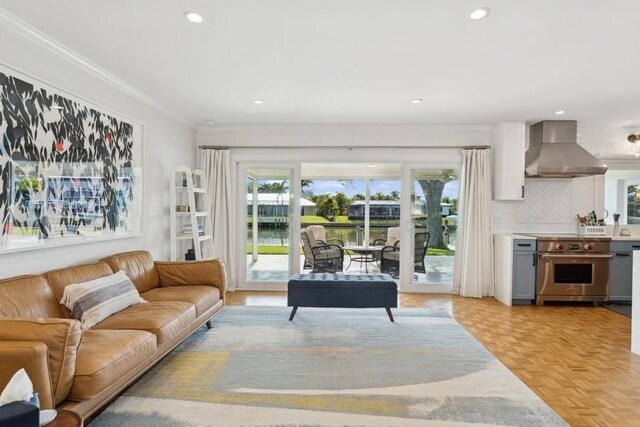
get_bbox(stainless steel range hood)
[525,120,607,177]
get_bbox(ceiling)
[1,0,640,127]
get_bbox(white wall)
[197,124,494,148]
[579,127,640,158]
[0,25,196,277]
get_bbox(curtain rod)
[199,145,485,150]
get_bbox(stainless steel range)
[534,235,612,306]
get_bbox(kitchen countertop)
[499,233,640,241]
[494,233,535,239]
[512,234,536,239]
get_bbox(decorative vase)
[613,221,620,237]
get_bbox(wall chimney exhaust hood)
[525,120,607,177]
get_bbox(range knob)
[556,244,565,250]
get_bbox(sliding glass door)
[234,160,460,292]
[239,164,300,289]
[400,165,459,292]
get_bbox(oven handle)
[539,253,613,259]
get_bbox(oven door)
[537,253,612,297]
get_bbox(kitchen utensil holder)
[578,224,607,236]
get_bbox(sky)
[306,179,460,199]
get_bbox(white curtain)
[452,148,494,298]
[200,149,236,291]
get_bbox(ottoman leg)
[385,307,395,322]
[289,306,298,321]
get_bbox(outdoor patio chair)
[308,225,344,246]
[379,232,430,277]
[301,228,344,273]
[372,226,400,246]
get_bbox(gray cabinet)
[512,239,536,303]
[608,241,640,302]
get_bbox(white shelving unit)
[170,166,214,260]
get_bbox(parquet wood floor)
[226,291,640,426]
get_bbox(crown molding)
[0,6,194,128]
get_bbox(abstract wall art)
[0,65,143,253]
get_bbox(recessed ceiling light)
[365,163,377,168]
[184,12,203,23]
[470,7,490,20]
[411,99,423,104]
[205,119,216,126]
[253,100,265,105]
[555,110,566,115]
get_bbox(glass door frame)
[399,162,460,293]
[236,162,301,290]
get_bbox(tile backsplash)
[493,176,604,234]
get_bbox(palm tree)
[257,182,273,193]
[301,179,313,196]
[372,191,388,200]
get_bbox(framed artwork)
[0,64,143,254]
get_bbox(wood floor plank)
[226,291,640,426]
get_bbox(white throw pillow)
[60,270,144,330]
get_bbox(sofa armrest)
[154,259,227,296]
[0,318,82,406]
[0,341,55,409]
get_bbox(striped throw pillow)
[60,270,145,330]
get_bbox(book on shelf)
[181,224,204,236]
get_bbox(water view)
[248,225,456,250]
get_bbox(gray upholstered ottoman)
[287,273,398,322]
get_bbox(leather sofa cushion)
[92,301,195,345]
[69,329,156,401]
[0,341,53,409]
[142,286,220,317]
[101,251,160,293]
[44,263,115,318]
[0,275,63,318]
[0,318,82,406]
[155,259,227,295]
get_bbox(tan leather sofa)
[0,250,226,418]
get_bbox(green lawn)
[247,244,454,256]
[247,245,301,255]
[300,215,330,224]
[334,216,351,223]
[427,247,455,256]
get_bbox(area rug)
[90,306,566,426]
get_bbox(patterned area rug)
[91,306,566,426]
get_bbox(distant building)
[348,200,452,219]
[247,194,316,221]
[348,200,404,220]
